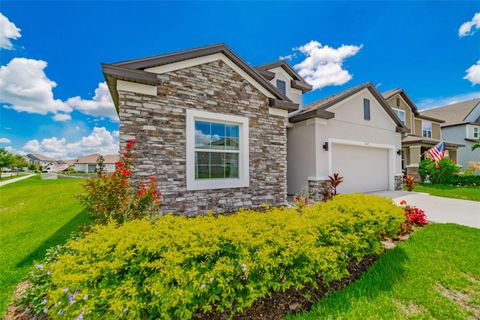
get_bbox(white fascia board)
[117,80,157,96]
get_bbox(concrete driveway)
[371,190,480,229]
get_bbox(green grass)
[289,224,480,319]
[0,176,91,316]
[412,184,480,201]
[0,173,30,181]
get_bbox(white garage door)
[331,144,390,193]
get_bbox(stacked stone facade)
[308,179,331,201]
[118,60,288,215]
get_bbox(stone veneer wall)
[394,175,403,191]
[118,60,287,215]
[308,179,331,201]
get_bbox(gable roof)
[381,88,444,123]
[102,44,299,112]
[255,60,313,92]
[290,82,406,131]
[26,154,57,162]
[76,154,119,164]
[420,98,480,127]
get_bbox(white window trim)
[422,120,432,138]
[392,108,406,124]
[473,126,479,139]
[186,109,249,191]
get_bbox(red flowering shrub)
[79,140,162,224]
[399,200,429,226]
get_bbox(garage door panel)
[332,144,389,193]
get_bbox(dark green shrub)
[442,174,480,186]
[23,194,404,320]
[419,158,460,184]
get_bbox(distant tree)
[0,148,14,175]
[10,155,28,175]
[473,141,480,151]
[96,155,106,175]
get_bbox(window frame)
[422,120,432,138]
[363,98,371,120]
[474,126,479,139]
[186,109,249,191]
[276,79,287,95]
[392,108,406,124]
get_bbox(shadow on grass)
[294,246,408,318]
[16,209,91,268]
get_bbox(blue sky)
[1,1,479,159]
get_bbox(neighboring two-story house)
[23,154,58,167]
[380,89,463,180]
[421,99,480,171]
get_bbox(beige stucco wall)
[414,119,422,137]
[268,67,303,107]
[287,88,402,194]
[287,121,316,194]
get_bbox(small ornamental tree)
[79,140,162,224]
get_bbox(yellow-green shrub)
[24,194,404,319]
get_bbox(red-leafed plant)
[328,173,344,196]
[404,175,415,191]
[292,194,309,212]
[399,200,429,226]
[79,140,162,224]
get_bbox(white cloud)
[0,58,72,119]
[279,53,296,61]
[52,113,72,122]
[464,60,480,85]
[459,13,480,37]
[0,57,117,122]
[0,137,11,143]
[0,13,21,50]
[418,91,480,109]
[67,82,118,121]
[288,40,362,90]
[20,127,119,159]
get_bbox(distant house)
[74,154,119,173]
[421,99,480,171]
[23,154,58,167]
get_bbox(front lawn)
[0,176,91,316]
[290,224,480,319]
[412,184,480,202]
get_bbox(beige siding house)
[74,154,119,173]
[381,89,463,180]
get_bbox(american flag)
[427,141,445,162]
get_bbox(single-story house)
[421,99,480,172]
[102,43,405,214]
[381,89,463,180]
[23,154,58,167]
[74,154,119,173]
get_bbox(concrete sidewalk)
[372,190,480,229]
[0,174,35,187]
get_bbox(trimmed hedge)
[24,194,404,319]
[442,174,480,186]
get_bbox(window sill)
[186,178,249,191]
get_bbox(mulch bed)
[194,254,379,320]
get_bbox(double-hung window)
[422,121,432,138]
[393,108,406,125]
[186,110,249,190]
[474,126,479,139]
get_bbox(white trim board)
[145,53,275,99]
[185,109,250,191]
